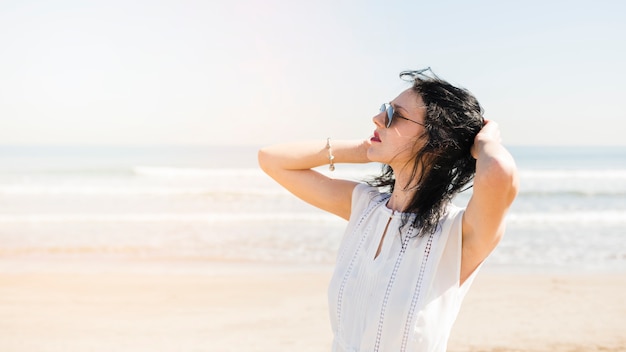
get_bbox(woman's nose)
[373,109,386,128]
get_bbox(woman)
[258,68,519,352]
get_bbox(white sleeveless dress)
[328,184,480,352]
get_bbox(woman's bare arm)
[461,121,519,283]
[258,139,371,220]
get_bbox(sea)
[0,144,624,274]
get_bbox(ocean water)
[0,144,624,274]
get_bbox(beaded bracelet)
[326,138,335,171]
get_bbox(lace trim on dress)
[335,193,390,333]
[400,232,435,351]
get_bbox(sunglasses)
[399,66,434,81]
[380,103,426,128]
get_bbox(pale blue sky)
[1,0,624,146]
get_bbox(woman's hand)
[471,119,502,159]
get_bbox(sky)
[1,0,625,146]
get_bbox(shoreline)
[2,255,624,275]
[0,259,624,351]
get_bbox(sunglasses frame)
[399,67,435,81]
[380,103,426,128]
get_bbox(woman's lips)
[370,131,381,143]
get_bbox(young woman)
[258,68,519,352]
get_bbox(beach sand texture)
[0,262,624,352]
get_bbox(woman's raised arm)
[258,139,371,220]
[461,120,519,282]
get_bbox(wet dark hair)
[369,69,484,236]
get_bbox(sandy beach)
[0,260,624,352]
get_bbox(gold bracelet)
[326,138,335,171]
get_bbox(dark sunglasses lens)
[385,104,393,128]
[380,104,388,127]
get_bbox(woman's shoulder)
[431,202,465,235]
[349,183,388,218]
[353,182,381,197]
[444,202,465,219]
[352,183,389,205]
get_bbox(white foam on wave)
[520,169,626,180]
[0,185,288,197]
[507,211,626,224]
[0,212,343,224]
[132,166,264,178]
[518,169,626,196]
[2,211,624,225]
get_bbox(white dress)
[328,184,480,352]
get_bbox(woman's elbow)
[476,151,519,204]
[257,147,273,175]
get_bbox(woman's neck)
[387,165,420,212]
[387,190,413,212]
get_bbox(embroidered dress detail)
[335,193,390,331]
[400,231,435,351]
[372,226,415,352]
[336,193,390,266]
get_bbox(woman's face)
[367,88,427,168]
